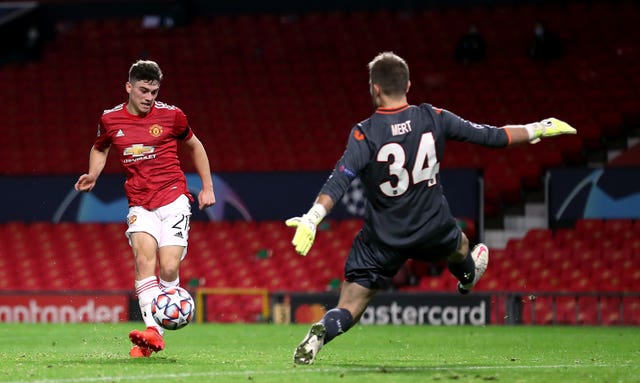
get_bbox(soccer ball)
[151,286,195,330]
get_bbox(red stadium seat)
[524,228,553,243]
[520,296,554,325]
[555,296,579,324]
[603,219,634,235]
[575,219,604,235]
[553,229,580,248]
[599,296,624,325]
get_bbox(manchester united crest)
[149,124,163,137]
[128,215,137,225]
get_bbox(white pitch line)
[3,363,632,383]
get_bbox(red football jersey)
[94,101,194,210]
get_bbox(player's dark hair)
[129,60,163,84]
[368,52,409,97]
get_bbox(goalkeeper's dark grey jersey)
[320,103,510,248]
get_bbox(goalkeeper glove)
[285,204,327,256]
[526,118,577,144]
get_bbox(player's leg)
[157,245,184,288]
[126,208,165,356]
[446,231,474,284]
[294,234,395,365]
[156,194,191,289]
[131,194,191,356]
[333,280,376,330]
[446,230,489,294]
[293,281,376,365]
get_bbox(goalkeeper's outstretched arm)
[504,117,577,145]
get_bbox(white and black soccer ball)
[151,286,195,330]
[341,177,366,217]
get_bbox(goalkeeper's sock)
[320,308,353,344]
[447,252,476,286]
[159,277,180,289]
[135,276,163,333]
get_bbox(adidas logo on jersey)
[116,129,125,137]
[174,231,183,239]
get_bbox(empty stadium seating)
[1,2,639,216]
[0,220,360,293]
[1,218,638,324]
[484,219,640,324]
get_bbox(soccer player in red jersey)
[287,52,576,365]
[75,60,215,358]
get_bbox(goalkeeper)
[287,51,576,365]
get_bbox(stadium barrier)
[192,289,640,326]
[500,291,640,325]
[194,287,270,324]
[271,291,491,325]
[2,290,637,325]
[0,291,132,323]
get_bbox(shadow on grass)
[21,354,181,366]
[297,362,502,376]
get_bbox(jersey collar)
[375,104,410,114]
[123,101,155,118]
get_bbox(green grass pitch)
[1,323,638,383]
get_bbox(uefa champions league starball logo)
[553,168,640,221]
[341,177,366,217]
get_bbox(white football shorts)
[125,194,192,260]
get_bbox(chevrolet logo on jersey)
[124,144,155,157]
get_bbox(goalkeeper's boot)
[293,322,326,365]
[129,326,165,352]
[457,243,489,295]
[129,345,153,358]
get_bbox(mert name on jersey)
[391,120,412,136]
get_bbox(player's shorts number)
[377,133,439,197]
[171,214,190,231]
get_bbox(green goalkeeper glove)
[285,204,327,256]
[527,118,577,144]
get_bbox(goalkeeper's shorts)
[344,226,461,290]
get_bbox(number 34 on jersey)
[377,133,439,197]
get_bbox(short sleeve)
[93,119,112,150]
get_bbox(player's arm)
[314,193,335,214]
[523,118,577,144]
[75,146,109,192]
[286,125,370,256]
[285,194,333,256]
[502,118,577,145]
[438,107,576,146]
[183,133,216,210]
